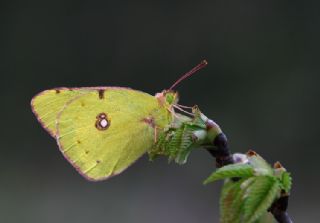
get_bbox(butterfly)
[31,60,226,181]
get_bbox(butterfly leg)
[154,126,160,143]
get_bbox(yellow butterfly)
[31,60,223,181]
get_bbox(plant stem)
[206,133,293,223]
[269,194,293,223]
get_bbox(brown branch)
[207,133,293,223]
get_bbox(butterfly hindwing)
[56,88,171,181]
[31,88,89,137]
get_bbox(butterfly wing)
[56,88,172,181]
[31,88,89,137]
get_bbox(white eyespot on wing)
[100,119,108,128]
[95,112,111,131]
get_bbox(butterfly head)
[155,90,179,107]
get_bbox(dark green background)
[1,1,319,222]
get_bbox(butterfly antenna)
[169,60,208,90]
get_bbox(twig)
[207,133,293,223]
[269,193,293,223]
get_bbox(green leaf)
[220,180,243,223]
[220,180,236,222]
[254,212,276,223]
[168,126,184,157]
[174,127,194,164]
[220,177,257,223]
[280,172,292,193]
[247,152,273,176]
[204,163,254,184]
[243,176,280,223]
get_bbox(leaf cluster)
[149,111,207,164]
[204,151,292,223]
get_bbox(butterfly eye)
[95,113,110,130]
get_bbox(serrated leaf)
[254,212,276,223]
[247,153,273,176]
[168,127,184,157]
[243,176,280,223]
[220,177,257,223]
[280,172,292,193]
[204,163,254,184]
[220,180,237,222]
[175,128,194,164]
[220,180,244,223]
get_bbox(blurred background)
[1,0,319,222]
